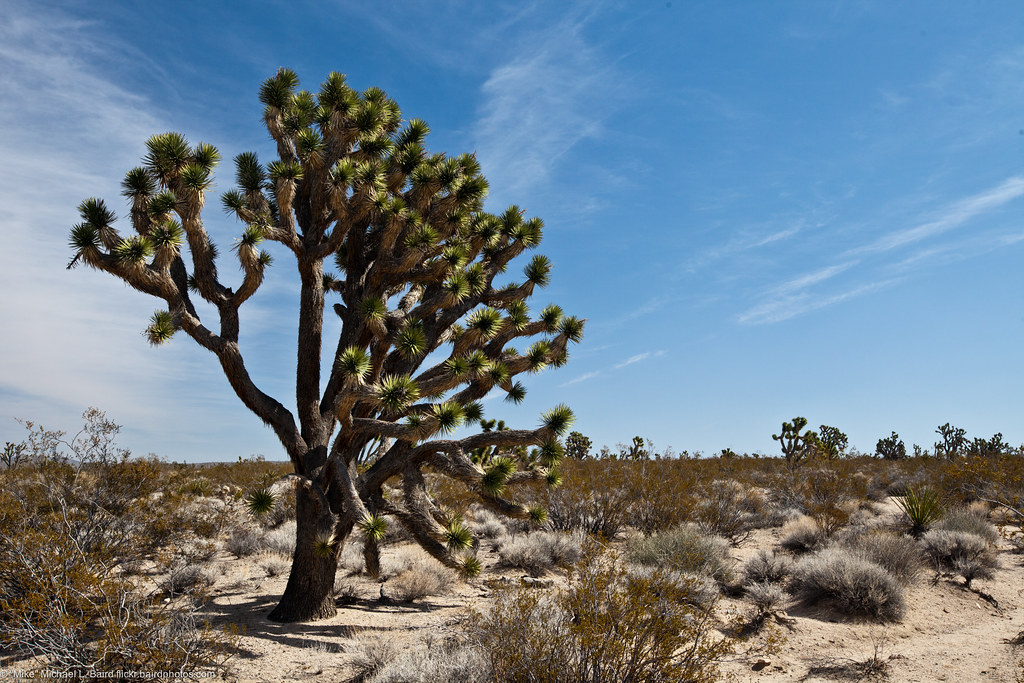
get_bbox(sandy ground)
[199,501,1024,682]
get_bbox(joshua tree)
[772,417,818,467]
[67,69,583,622]
[875,431,907,460]
[815,424,848,460]
[563,431,592,459]
[934,423,968,459]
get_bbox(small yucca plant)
[244,487,277,518]
[895,486,943,538]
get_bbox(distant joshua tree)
[67,69,584,622]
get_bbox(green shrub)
[626,524,732,583]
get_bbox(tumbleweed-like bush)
[791,548,905,622]
[466,546,732,682]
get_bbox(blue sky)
[1,0,1022,461]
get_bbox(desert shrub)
[746,580,788,615]
[694,480,755,545]
[348,634,490,683]
[263,519,297,555]
[802,467,856,535]
[386,561,455,603]
[0,411,234,674]
[839,531,923,585]
[257,552,292,578]
[625,524,731,583]
[791,548,905,622]
[468,506,508,540]
[466,547,732,682]
[339,537,367,575]
[496,530,585,576]
[921,529,997,587]
[780,516,826,554]
[224,525,265,558]
[626,564,721,611]
[380,545,423,579]
[545,472,631,539]
[895,486,944,538]
[742,549,792,586]
[935,507,999,544]
[629,461,698,535]
[162,563,217,595]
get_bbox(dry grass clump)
[257,551,292,578]
[468,506,509,540]
[224,525,265,558]
[780,516,826,554]
[746,580,789,615]
[836,530,924,585]
[161,563,217,595]
[347,634,490,683]
[262,519,297,555]
[339,537,367,575]
[386,558,456,603]
[626,524,732,584]
[496,530,585,576]
[921,529,998,587]
[935,507,999,544]
[742,549,792,586]
[791,548,905,622]
[466,547,732,682]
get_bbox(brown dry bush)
[0,410,235,674]
[544,463,632,539]
[466,546,732,682]
[386,559,456,603]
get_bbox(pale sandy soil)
[198,500,1024,682]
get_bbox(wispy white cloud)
[561,371,601,387]
[0,5,279,459]
[849,176,1024,256]
[613,350,666,369]
[473,8,622,199]
[738,278,902,326]
[770,261,859,296]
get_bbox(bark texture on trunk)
[267,486,339,622]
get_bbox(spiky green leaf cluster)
[336,346,371,381]
[540,404,574,436]
[244,487,277,517]
[444,520,473,552]
[145,310,176,345]
[358,512,388,542]
[378,374,420,411]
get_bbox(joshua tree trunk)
[268,486,339,622]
